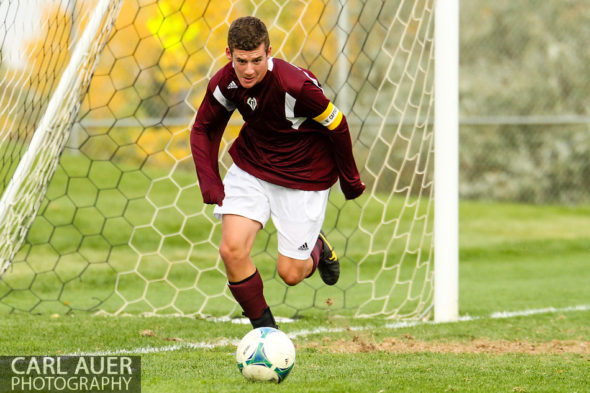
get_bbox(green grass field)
[1,200,589,392]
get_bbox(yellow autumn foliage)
[14,0,353,168]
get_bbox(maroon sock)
[306,237,323,278]
[228,270,268,320]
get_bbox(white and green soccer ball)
[235,327,296,383]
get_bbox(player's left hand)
[341,180,365,200]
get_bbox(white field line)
[69,304,590,356]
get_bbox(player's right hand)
[201,186,225,206]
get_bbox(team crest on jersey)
[246,97,257,111]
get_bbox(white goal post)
[0,0,458,321]
[434,0,459,322]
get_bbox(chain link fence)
[459,1,590,204]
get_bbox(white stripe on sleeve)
[284,92,306,129]
[213,86,235,112]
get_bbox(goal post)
[0,0,458,321]
[434,0,459,322]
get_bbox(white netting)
[0,0,434,320]
[0,0,123,275]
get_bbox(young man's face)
[226,43,271,89]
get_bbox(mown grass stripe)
[68,304,590,356]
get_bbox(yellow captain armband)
[313,102,343,130]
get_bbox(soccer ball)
[235,327,296,383]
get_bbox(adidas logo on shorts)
[297,243,309,251]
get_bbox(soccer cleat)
[249,307,278,329]
[317,231,340,285]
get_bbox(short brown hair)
[227,16,270,53]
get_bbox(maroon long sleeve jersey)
[190,57,364,203]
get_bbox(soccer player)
[190,16,365,329]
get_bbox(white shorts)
[214,164,330,260]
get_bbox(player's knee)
[277,265,302,287]
[219,241,247,265]
[279,272,300,286]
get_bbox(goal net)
[0,0,435,320]
[0,0,122,275]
